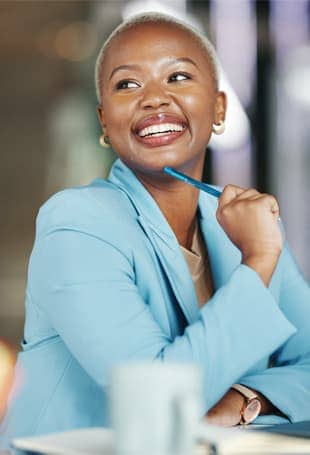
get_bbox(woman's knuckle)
[221,205,231,218]
[223,184,234,193]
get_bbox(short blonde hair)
[95,12,219,104]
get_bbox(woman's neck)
[137,176,200,249]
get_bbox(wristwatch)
[231,384,261,425]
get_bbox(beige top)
[180,225,214,307]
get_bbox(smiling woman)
[96,18,225,180]
[1,12,310,448]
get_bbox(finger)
[234,190,280,212]
[234,188,261,201]
[218,184,245,211]
[263,195,280,215]
[249,194,280,216]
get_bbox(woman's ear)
[214,91,227,123]
[97,105,106,129]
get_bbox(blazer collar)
[108,159,177,247]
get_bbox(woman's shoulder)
[40,178,129,210]
[35,178,138,238]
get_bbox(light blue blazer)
[1,159,310,448]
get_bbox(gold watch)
[231,384,261,425]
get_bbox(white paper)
[197,422,310,454]
[12,428,114,455]
[12,423,310,455]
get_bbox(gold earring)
[99,134,110,148]
[212,120,225,135]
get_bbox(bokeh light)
[54,21,98,62]
[0,340,16,421]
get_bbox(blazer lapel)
[198,192,242,290]
[108,160,200,325]
[137,214,200,325]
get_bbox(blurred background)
[0,0,309,349]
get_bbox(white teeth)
[138,123,184,137]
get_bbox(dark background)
[1,0,309,347]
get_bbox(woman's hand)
[205,388,244,427]
[205,387,280,427]
[216,184,283,286]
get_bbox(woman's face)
[98,22,226,177]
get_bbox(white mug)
[110,362,202,455]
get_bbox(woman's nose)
[140,83,171,109]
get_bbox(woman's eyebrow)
[109,64,140,80]
[109,58,198,81]
[166,57,198,68]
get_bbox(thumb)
[218,184,245,212]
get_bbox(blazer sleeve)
[238,244,310,422]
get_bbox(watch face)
[243,398,261,423]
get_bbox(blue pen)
[164,166,285,239]
[163,166,222,198]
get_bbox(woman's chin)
[119,150,180,173]
[132,157,186,175]
[117,142,205,176]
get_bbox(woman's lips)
[135,128,186,147]
[133,113,188,148]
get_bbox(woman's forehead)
[112,21,196,42]
[103,22,208,70]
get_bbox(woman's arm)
[29,221,295,414]
[206,245,310,424]
[237,245,310,423]
[205,387,279,426]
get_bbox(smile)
[138,123,185,138]
[134,114,188,147]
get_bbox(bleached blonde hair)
[94,12,219,104]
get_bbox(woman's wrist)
[242,251,281,286]
[253,389,280,415]
[205,385,282,427]
[206,388,245,427]
[233,385,280,416]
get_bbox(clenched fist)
[216,184,283,286]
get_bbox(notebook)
[11,422,310,455]
[260,420,310,438]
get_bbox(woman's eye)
[168,73,191,82]
[116,80,139,90]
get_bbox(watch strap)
[231,383,258,401]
